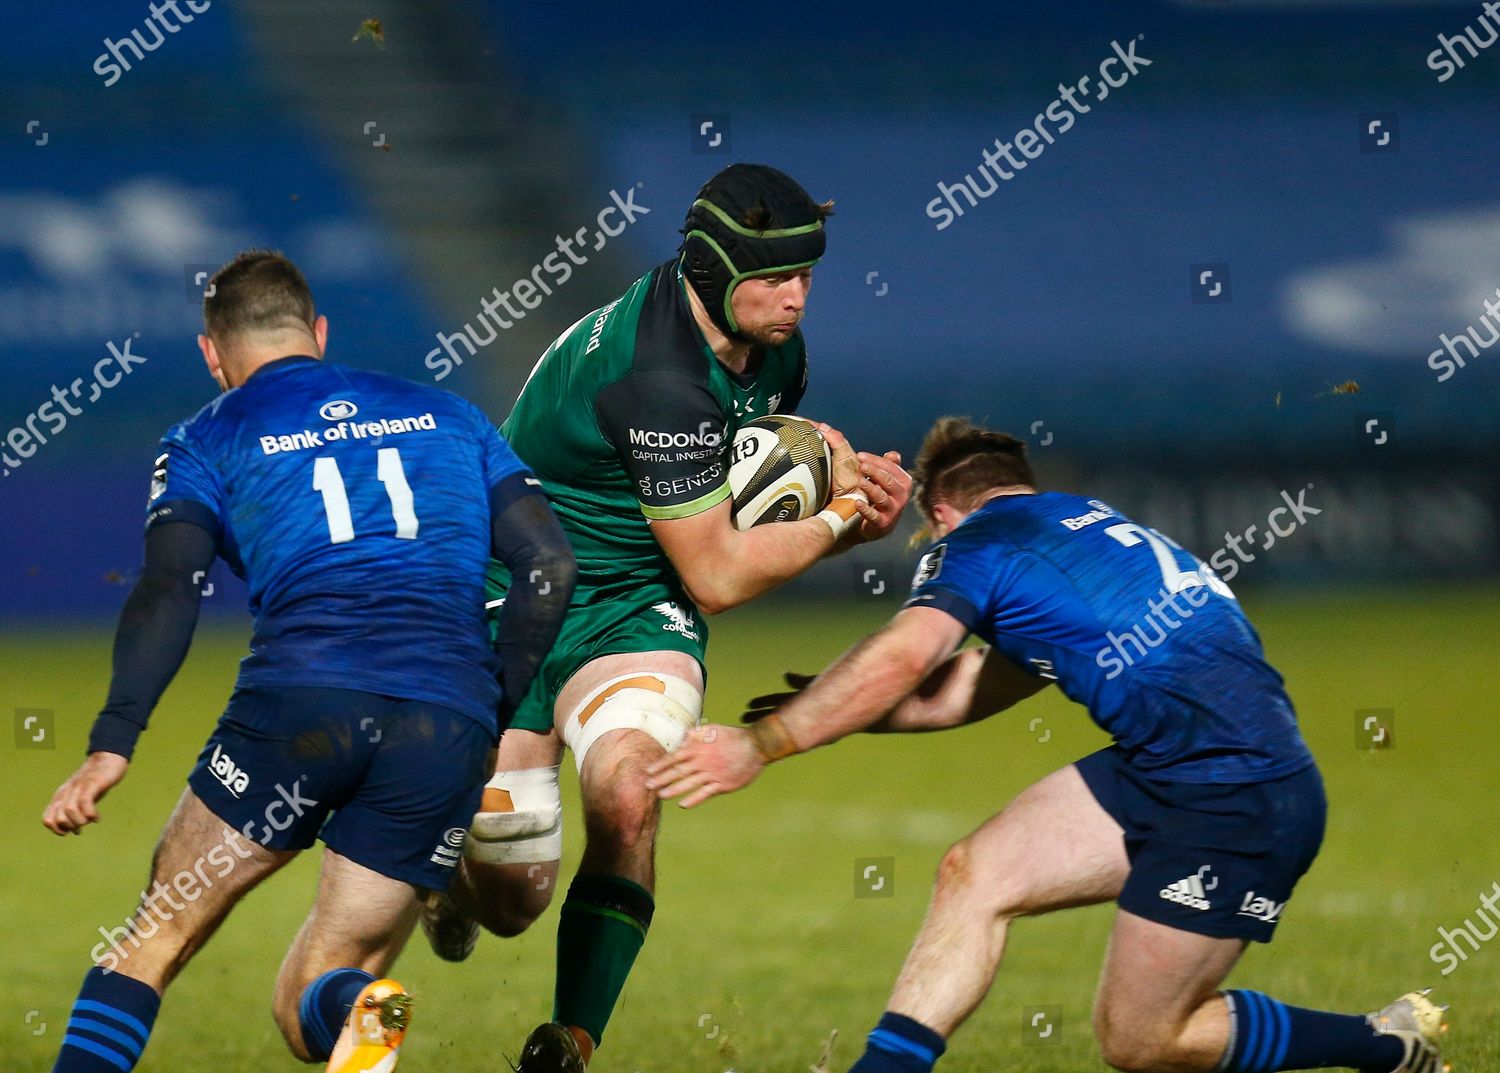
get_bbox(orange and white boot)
[326,978,412,1073]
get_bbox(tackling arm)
[645,606,969,807]
[742,647,1052,733]
[760,605,970,752]
[869,646,1052,732]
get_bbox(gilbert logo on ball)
[728,415,833,530]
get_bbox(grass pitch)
[3,586,1497,1071]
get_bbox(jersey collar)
[244,354,320,383]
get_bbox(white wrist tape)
[817,491,869,540]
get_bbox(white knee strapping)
[562,672,703,772]
[464,766,562,864]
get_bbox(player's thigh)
[148,787,293,905]
[145,790,291,926]
[110,790,293,983]
[1094,909,1244,1059]
[556,649,705,717]
[950,764,1129,916]
[275,849,421,1000]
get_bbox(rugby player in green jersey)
[421,164,912,1071]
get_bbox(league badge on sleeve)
[149,451,169,502]
[912,543,947,589]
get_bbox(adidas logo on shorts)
[1159,867,1216,911]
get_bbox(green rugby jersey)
[501,261,808,585]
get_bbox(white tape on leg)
[465,766,562,864]
[562,673,704,772]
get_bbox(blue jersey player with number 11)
[650,418,1449,1073]
[41,250,577,1073]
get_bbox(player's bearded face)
[732,271,811,346]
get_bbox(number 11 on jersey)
[313,447,420,544]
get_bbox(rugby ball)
[729,415,833,530]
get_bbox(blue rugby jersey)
[147,356,527,732]
[904,492,1313,783]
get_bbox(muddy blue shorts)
[187,685,492,890]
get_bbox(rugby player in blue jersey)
[41,250,577,1073]
[650,418,1447,1073]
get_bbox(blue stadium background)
[3,0,1497,621]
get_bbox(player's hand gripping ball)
[728,415,837,530]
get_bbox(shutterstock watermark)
[925,37,1152,231]
[424,186,650,381]
[93,1,214,87]
[854,857,895,899]
[1427,285,1499,382]
[3,338,148,478]
[1427,2,1500,82]
[1429,880,1500,976]
[92,776,317,973]
[1022,1005,1063,1046]
[1093,488,1321,679]
[1205,485,1322,583]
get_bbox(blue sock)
[1221,990,1405,1073]
[849,1012,947,1073]
[53,966,160,1072]
[298,967,374,1061]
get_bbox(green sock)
[553,874,654,1045]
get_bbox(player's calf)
[450,765,564,941]
[422,727,567,958]
[1094,914,1446,1073]
[1094,1014,1207,1073]
[569,667,704,877]
[448,857,560,939]
[847,768,1130,1073]
[272,850,429,1066]
[280,967,376,1063]
[1210,989,1447,1073]
[51,967,162,1073]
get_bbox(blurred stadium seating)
[2,0,1496,621]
